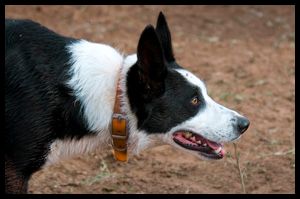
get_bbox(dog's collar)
[111,65,128,162]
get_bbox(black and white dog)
[5,12,249,193]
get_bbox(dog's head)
[125,12,249,160]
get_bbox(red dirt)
[5,5,295,194]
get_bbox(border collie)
[5,12,249,193]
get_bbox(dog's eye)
[191,96,200,106]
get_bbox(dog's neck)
[110,54,137,162]
[45,41,154,166]
[119,54,156,155]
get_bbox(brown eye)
[191,96,200,105]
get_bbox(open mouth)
[172,131,225,159]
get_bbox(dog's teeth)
[190,136,196,142]
[214,147,222,154]
[184,132,192,138]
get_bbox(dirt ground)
[5,5,295,194]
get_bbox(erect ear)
[137,25,166,80]
[155,12,175,62]
[137,25,167,99]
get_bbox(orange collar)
[111,70,128,162]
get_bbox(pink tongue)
[220,148,225,156]
[206,140,226,156]
[206,140,221,150]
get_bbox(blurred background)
[5,5,295,194]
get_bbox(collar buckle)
[111,113,128,162]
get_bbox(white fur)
[66,40,123,132]
[46,40,123,166]
[45,135,111,166]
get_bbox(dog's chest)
[45,132,111,166]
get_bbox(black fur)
[127,14,205,133]
[5,19,93,193]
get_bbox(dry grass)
[233,143,246,194]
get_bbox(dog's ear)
[137,25,166,80]
[155,12,175,62]
[137,25,166,99]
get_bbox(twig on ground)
[233,143,246,194]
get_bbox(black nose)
[237,117,250,134]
